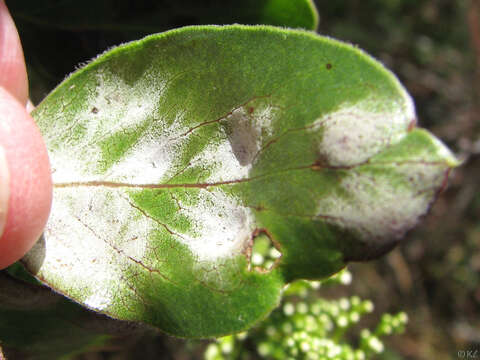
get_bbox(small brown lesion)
[250,204,266,212]
[311,157,328,171]
[91,107,99,114]
[407,118,417,132]
[326,63,333,70]
[311,150,337,171]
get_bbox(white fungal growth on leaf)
[188,139,251,183]
[106,114,188,184]
[32,189,127,309]
[187,103,278,183]
[48,69,172,182]
[84,290,114,311]
[314,102,414,167]
[177,189,255,261]
[315,163,446,242]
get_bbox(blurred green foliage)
[204,267,408,360]
[313,2,479,359]
[316,1,473,134]
[319,2,471,358]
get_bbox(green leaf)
[24,25,458,338]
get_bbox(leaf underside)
[24,25,457,338]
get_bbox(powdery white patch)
[177,189,255,261]
[253,104,276,138]
[105,132,176,184]
[316,164,446,242]
[84,291,114,311]
[314,103,414,167]
[50,69,172,183]
[186,108,257,184]
[72,187,154,260]
[190,104,278,183]
[193,257,245,292]
[189,139,251,183]
[105,113,188,184]
[50,149,96,184]
[38,188,126,309]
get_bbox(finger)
[0,145,8,247]
[0,0,28,105]
[0,87,52,269]
[26,99,34,112]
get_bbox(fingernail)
[0,145,10,238]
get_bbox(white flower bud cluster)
[204,269,408,360]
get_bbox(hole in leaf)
[249,229,282,273]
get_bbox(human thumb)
[0,87,52,269]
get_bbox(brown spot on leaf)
[251,204,265,212]
[326,63,333,70]
[408,118,417,131]
[91,107,99,114]
[311,156,329,171]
